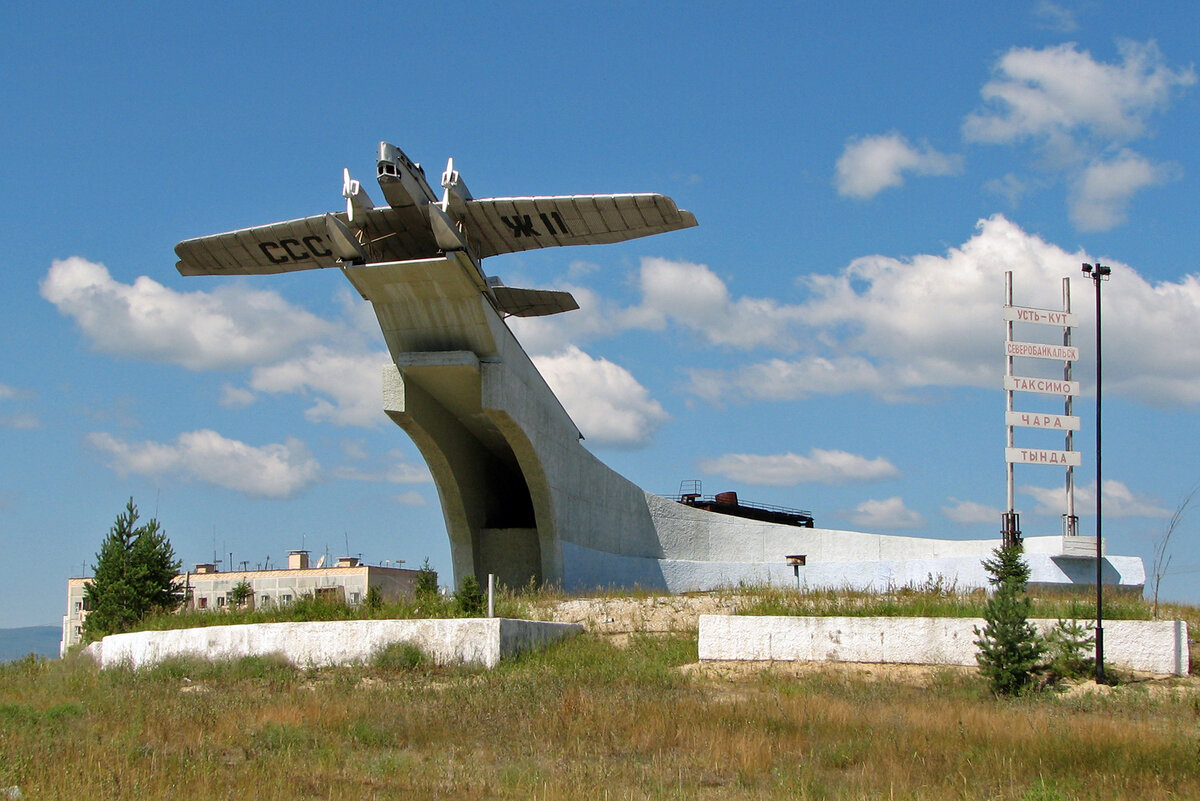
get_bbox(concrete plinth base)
[699,615,1190,676]
[86,618,583,670]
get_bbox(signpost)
[1003,273,1079,546]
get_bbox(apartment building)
[61,550,421,655]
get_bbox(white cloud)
[393,491,427,506]
[0,385,38,429]
[964,40,1195,147]
[842,497,925,530]
[87,430,319,498]
[686,356,895,403]
[1021,480,1171,519]
[984,173,1032,206]
[679,215,1200,408]
[509,284,642,355]
[835,133,963,199]
[1069,150,1177,231]
[635,257,806,349]
[963,40,1195,230]
[942,497,1001,524]
[248,346,390,428]
[533,346,669,447]
[699,449,899,486]
[1033,2,1077,33]
[219,383,256,409]
[330,461,432,484]
[41,258,335,370]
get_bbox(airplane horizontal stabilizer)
[490,286,580,318]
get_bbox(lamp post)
[1081,261,1110,683]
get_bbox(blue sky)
[3,2,1199,628]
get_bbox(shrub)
[373,641,426,672]
[1042,618,1095,681]
[974,544,1044,695]
[454,575,485,616]
[415,558,439,599]
[364,585,383,611]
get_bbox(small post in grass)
[786,555,806,590]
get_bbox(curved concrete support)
[347,254,662,589]
[342,254,1145,595]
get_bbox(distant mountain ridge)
[0,626,60,661]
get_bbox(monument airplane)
[175,141,697,317]
[174,141,1145,597]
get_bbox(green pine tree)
[973,543,1044,695]
[454,574,485,616]
[82,499,182,642]
[415,557,439,600]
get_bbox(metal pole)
[1094,270,1104,683]
[1063,278,1075,536]
[1083,262,1109,683]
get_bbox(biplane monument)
[176,141,1144,594]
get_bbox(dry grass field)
[2,591,1196,800]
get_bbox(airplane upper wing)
[175,207,440,276]
[459,194,697,259]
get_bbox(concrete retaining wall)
[87,618,582,671]
[699,615,1190,676]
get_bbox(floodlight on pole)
[1081,261,1111,683]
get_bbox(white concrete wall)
[87,618,582,671]
[699,615,1190,676]
[560,538,1144,596]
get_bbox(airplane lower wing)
[460,194,697,259]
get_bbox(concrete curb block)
[87,618,583,670]
[699,615,1190,676]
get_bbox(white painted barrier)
[699,615,1190,676]
[87,618,582,670]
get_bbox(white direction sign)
[1006,411,1081,430]
[1004,305,1078,327]
[1008,448,1084,465]
[1004,375,1080,396]
[1006,447,1082,467]
[1005,341,1079,361]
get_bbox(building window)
[74,601,82,612]
[350,592,360,604]
[281,594,292,605]
[81,597,92,611]
[217,596,226,608]
[198,597,208,609]
[261,595,270,606]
